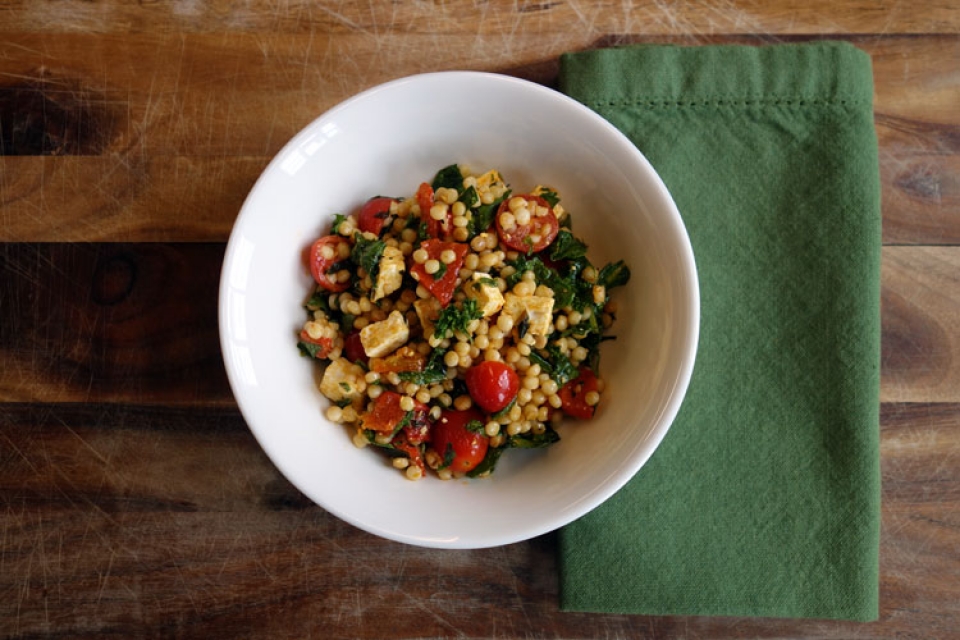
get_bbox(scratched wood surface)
[1,1,959,638]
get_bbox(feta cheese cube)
[522,295,554,336]
[319,357,366,404]
[360,310,409,358]
[500,292,554,337]
[466,272,504,317]
[413,297,441,336]
[372,246,405,302]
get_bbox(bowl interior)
[219,72,698,548]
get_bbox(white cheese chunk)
[413,297,441,337]
[372,246,405,302]
[522,295,554,336]
[500,292,554,337]
[319,357,366,404]
[360,309,409,358]
[466,272,504,317]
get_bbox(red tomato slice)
[343,330,368,365]
[408,239,468,307]
[361,391,428,433]
[465,361,520,414]
[417,182,450,239]
[308,236,352,292]
[298,330,334,359]
[559,367,599,419]
[357,196,395,236]
[392,436,426,475]
[431,408,489,474]
[495,194,559,253]
[369,346,426,374]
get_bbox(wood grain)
[4,243,956,406]
[1,34,958,242]
[3,0,959,36]
[881,247,960,403]
[1,402,957,639]
[1,1,958,637]
[0,243,231,405]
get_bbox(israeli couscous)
[298,164,630,480]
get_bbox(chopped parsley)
[433,298,482,339]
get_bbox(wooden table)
[1,2,958,638]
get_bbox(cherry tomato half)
[308,235,352,292]
[495,194,559,253]
[408,239,468,307]
[559,367,599,419]
[430,408,489,474]
[358,196,396,236]
[465,361,520,414]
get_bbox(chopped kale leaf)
[433,298,482,339]
[549,229,588,262]
[597,260,631,290]
[431,164,464,193]
[350,233,385,282]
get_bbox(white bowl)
[219,71,698,549]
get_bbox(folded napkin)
[557,42,881,621]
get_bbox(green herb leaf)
[490,396,516,420]
[434,261,448,279]
[597,260,631,290]
[389,411,414,438]
[466,445,506,478]
[433,298,482,339]
[297,340,325,359]
[431,164,463,192]
[330,213,348,234]
[304,289,330,314]
[468,190,509,238]
[397,348,448,385]
[516,316,530,341]
[505,254,593,311]
[459,185,479,209]
[529,345,578,387]
[537,188,560,207]
[438,442,456,470]
[549,229,588,262]
[465,419,486,434]
[510,425,560,449]
[465,423,561,477]
[350,233,385,283]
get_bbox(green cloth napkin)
[557,42,881,621]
